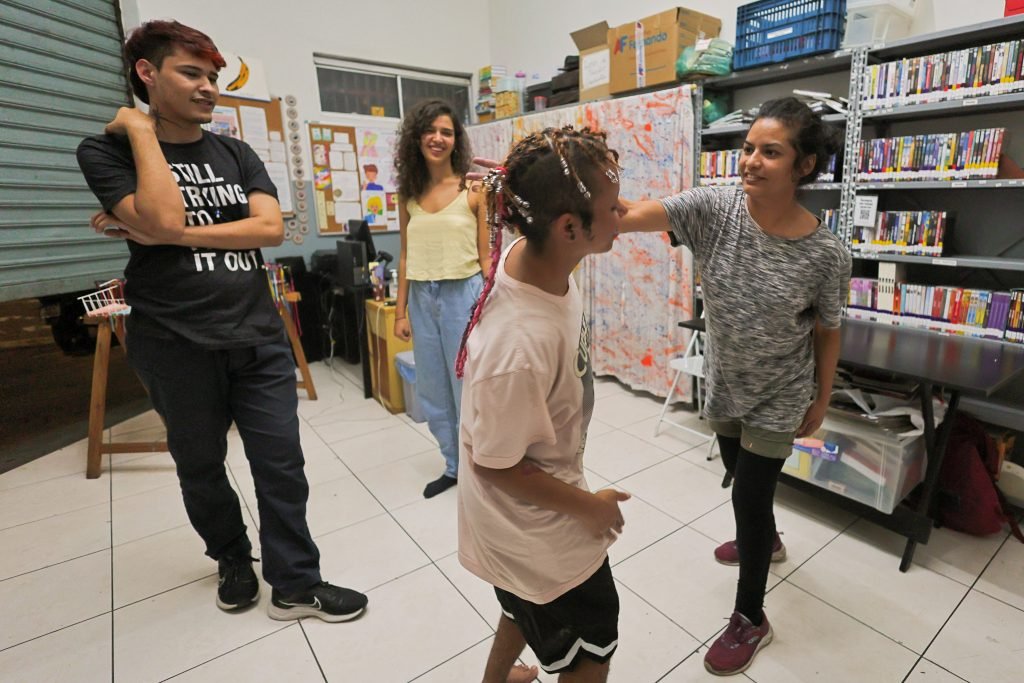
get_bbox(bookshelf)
[851,17,1024,427]
[691,17,1024,426]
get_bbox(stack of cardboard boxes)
[571,7,722,102]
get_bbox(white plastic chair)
[654,317,717,460]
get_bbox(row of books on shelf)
[847,278,1024,343]
[699,150,837,183]
[850,210,948,256]
[863,38,1024,110]
[821,209,839,235]
[856,128,1004,181]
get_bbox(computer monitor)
[336,239,368,288]
[347,219,377,262]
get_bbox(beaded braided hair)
[455,126,619,378]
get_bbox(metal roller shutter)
[0,0,130,301]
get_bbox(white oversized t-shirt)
[457,238,611,604]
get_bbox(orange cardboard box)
[608,7,722,94]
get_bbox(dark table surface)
[678,317,1024,397]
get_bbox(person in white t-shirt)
[454,127,631,683]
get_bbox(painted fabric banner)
[466,86,696,400]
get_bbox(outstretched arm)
[619,197,671,233]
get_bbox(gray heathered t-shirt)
[661,186,852,433]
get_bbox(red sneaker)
[704,611,773,676]
[713,532,786,566]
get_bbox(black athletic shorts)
[494,557,619,674]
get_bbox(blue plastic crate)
[734,0,847,70]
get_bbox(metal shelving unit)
[851,253,1024,272]
[861,91,1024,120]
[855,179,1024,189]
[702,50,855,90]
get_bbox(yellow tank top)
[405,189,481,281]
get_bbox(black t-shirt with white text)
[76,131,283,348]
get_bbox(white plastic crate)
[788,410,926,514]
[843,0,915,47]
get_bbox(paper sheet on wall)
[331,171,360,201]
[239,106,269,148]
[361,190,387,227]
[207,106,241,139]
[343,152,357,169]
[315,192,329,232]
[328,150,347,170]
[269,141,287,163]
[334,201,363,224]
[265,162,292,213]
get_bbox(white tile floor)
[1,359,1022,682]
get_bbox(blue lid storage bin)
[734,0,847,70]
[394,351,425,424]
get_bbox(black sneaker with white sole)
[268,581,368,622]
[216,555,259,610]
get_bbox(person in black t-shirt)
[76,19,367,623]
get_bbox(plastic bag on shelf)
[676,39,733,79]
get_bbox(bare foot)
[507,663,539,682]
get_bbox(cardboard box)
[571,21,611,102]
[609,7,721,94]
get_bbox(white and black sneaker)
[268,581,368,622]
[216,555,259,611]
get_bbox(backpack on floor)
[934,413,1023,542]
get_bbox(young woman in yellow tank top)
[393,99,490,499]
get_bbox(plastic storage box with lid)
[843,0,914,47]
[394,351,425,423]
[734,0,847,70]
[785,410,926,514]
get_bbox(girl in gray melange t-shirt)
[661,184,851,437]
[624,97,851,676]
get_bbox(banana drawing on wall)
[218,52,269,101]
[226,56,250,92]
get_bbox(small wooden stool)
[83,313,168,479]
[279,291,317,400]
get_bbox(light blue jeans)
[408,274,483,478]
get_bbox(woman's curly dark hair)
[394,99,471,200]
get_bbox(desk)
[678,317,1024,571]
[365,299,413,413]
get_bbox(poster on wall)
[355,125,399,230]
[309,121,402,233]
[308,123,360,235]
[218,52,271,102]
[208,106,240,139]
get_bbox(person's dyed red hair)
[123,20,226,104]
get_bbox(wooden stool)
[279,291,317,401]
[84,314,168,479]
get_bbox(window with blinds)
[0,0,131,302]
[314,55,472,124]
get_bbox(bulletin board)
[204,94,295,215]
[308,121,401,235]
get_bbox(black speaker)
[311,249,337,282]
[336,239,369,289]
